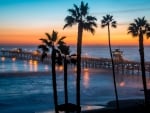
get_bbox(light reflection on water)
[83,68,90,88]
[29,60,38,72]
[0,57,50,72]
[1,57,150,112]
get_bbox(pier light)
[55,65,64,72]
[58,65,64,71]
[33,60,38,72]
[55,65,58,70]
[119,81,125,87]
[1,56,5,61]
[33,60,38,65]
[32,50,40,55]
[29,59,32,64]
[29,59,38,65]
[12,57,16,62]
[83,68,89,72]
[44,65,49,71]
[73,67,77,72]
[28,60,38,72]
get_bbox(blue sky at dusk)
[0,0,150,45]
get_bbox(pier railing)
[1,49,150,74]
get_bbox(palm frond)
[73,4,80,17]
[39,38,49,45]
[38,44,49,52]
[63,16,77,29]
[83,22,96,34]
[128,25,138,37]
[58,36,66,42]
[80,1,88,16]
[86,16,97,22]
[51,30,58,42]
[111,21,117,28]
[68,9,77,18]
[128,17,150,37]
[101,24,106,28]
[58,44,70,55]
[128,31,138,37]
[64,1,97,36]
[146,32,150,38]
[101,14,116,29]
[45,33,51,41]
[146,25,150,38]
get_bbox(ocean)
[0,45,150,113]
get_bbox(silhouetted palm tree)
[101,14,119,112]
[38,30,66,113]
[128,17,150,105]
[63,1,97,111]
[38,45,49,62]
[58,43,70,106]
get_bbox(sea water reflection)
[0,57,149,112]
[0,57,50,72]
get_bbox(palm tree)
[101,14,119,112]
[38,45,49,62]
[128,17,150,105]
[38,30,66,113]
[58,43,70,106]
[63,1,97,111]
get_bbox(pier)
[1,49,150,74]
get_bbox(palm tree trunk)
[76,23,83,113]
[51,48,58,113]
[139,32,148,106]
[108,25,120,112]
[64,56,68,105]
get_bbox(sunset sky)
[0,0,150,46]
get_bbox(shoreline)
[81,99,148,113]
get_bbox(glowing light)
[1,57,5,61]
[33,60,38,65]
[32,50,40,55]
[119,81,125,87]
[44,65,49,71]
[83,68,89,72]
[28,60,38,72]
[29,59,33,65]
[12,57,16,62]
[73,67,77,72]
[83,69,89,88]
[55,65,64,71]
[33,60,38,72]
[58,65,63,71]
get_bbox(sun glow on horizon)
[0,0,150,46]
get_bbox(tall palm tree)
[101,14,119,112]
[63,1,97,111]
[58,43,70,106]
[38,30,66,113]
[128,17,150,105]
